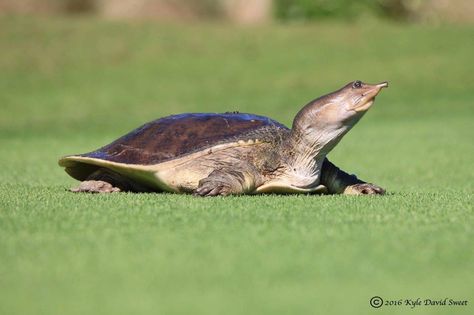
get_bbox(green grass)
[1,16,473,315]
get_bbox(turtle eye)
[352,80,362,89]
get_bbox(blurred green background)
[2,0,474,23]
[1,1,473,315]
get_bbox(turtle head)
[291,80,388,154]
[297,80,387,126]
[341,80,388,114]
[293,80,387,132]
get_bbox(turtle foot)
[70,180,121,193]
[343,183,385,195]
[193,181,232,197]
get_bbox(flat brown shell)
[72,113,288,165]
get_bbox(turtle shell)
[59,113,289,181]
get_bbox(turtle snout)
[377,81,388,88]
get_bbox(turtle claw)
[70,180,121,193]
[193,186,211,197]
[193,181,231,197]
[344,183,385,195]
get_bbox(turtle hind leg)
[71,180,121,193]
[70,168,134,193]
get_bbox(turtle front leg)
[193,169,257,197]
[320,159,385,195]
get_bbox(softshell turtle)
[59,80,388,196]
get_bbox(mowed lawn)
[0,16,473,315]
